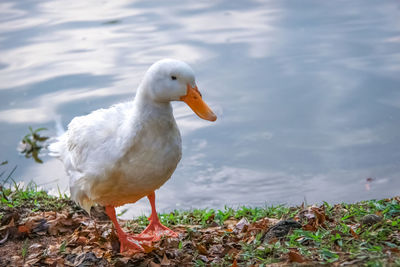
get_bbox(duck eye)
[171,76,177,80]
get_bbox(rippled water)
[1,0,400,218]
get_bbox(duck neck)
[133,86,174,120]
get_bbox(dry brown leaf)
[120,249,140,258]
[83,245,92,252]
[246,235,256,244]
[198,255,209,263]
[11,255,21,263]
[231,258,238,267]
[136,243,152,253]
[25,252,42,265]
[248,217,274,232]
[149,261,161,267]
[200,226,221,233]
[389,247,400,254]
[92,247,105,258]
[161,253,171,266]
[18,225,30,234]
[303,223,317,232]
[55,257,66,267]
[58,226,72,233]
[224,218,239,229]
[311,207,326,225]
[73,253,87,266]
[48,224,59,235]
[43,257,57,265]
[76,236,88,245]
[71,245,83,255]
[227,247,239,257]
[29,243,42,250]
[301,208,315,220]
[116,256,131,264]
[209,244,224,255]
[25,257,41,265]
[235,217,250,233]
[350,227,359,239]
[61,218,74,226]
[267,237,279,244]
[197,243,208,255]
[103,250,113,262]
[47,244,60,256]
[288,249,307,263]
[0,217,14,231]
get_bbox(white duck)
[49,59,217,252]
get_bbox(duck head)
[140,59,217,122]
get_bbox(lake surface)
[1,0,400,218]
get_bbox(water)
[1,0,399,218]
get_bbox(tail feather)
[48,116,66,158]
[48,138,62,157]
[70,180,94,214]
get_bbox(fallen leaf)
[149,261,161,267]
[350,227,359,239]
[29,243,43,250]
[235,217,250,233]
[209,244,224,255]
[142,243,155,253]
[43,257,57,265]
[161,253,171,266]
[303,223,317,231]
[231,258,238,267]
[73,253,86,266]
[224,218,239,229]
[248,218,273,231]
[61,218,74,226]
[76,236,88,245]
[197,244,208,255]
[115,256,131,265]
[0,217,14,231]
[71,246,83,255]
[25,257,41,265]
[198,254,209,263]
[25,252,42,265]
[92,247,104,258]
[389,247,400,254]
[18,225,30,234]
[288,249,306,263]
[246,235,256,244]
[311,207,326,225]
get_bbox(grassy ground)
[0,183,399,266]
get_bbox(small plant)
[59,240,67,253]
[0,178,70,211]
[21,238,29,260]
[18,126,49,163]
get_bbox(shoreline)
[0,186,399,266]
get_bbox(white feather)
[48,59,200,212]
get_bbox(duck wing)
[50,102,137,179]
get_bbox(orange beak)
[180,84,217,121]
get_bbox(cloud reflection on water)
[0,0,400,218]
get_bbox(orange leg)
[105,206,144,253]
[133,192,178,241]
